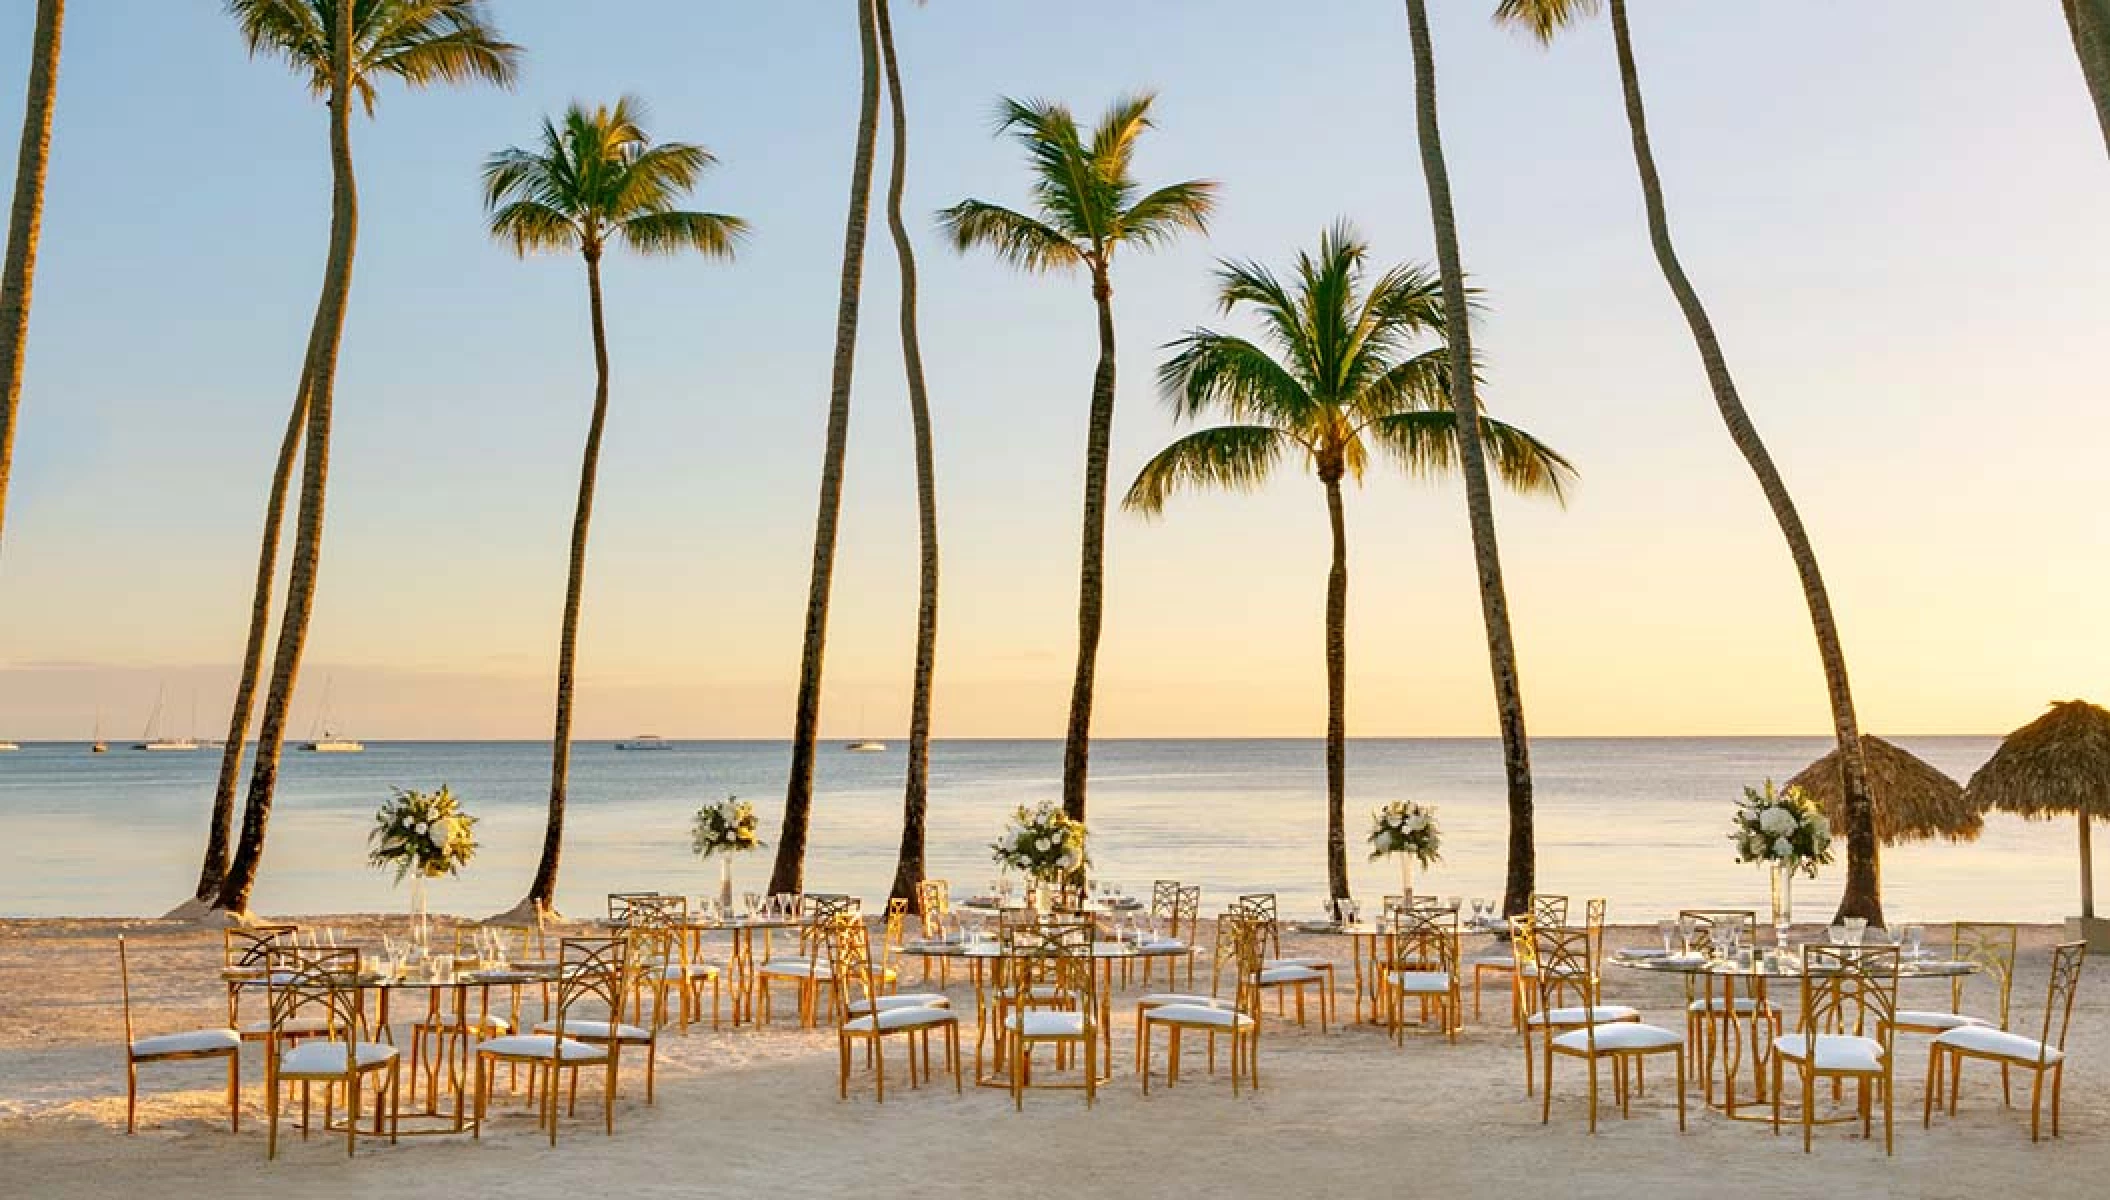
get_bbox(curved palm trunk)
[2065,0,2110,157]
[216,2,358,916]
[190,386,307,904]
[875,0,941,908]
[0,0,62,555]
[1606,0,1880,924]
[519,249,613,916]
[1059,268,1118,825]
[1322,472,1350,901]
[773,0,882,895]
[1404,0,1537,919]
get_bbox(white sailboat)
[844,703,886,752]
[134,685,199,751]
[301,678,364,752]
[616,734,673,750]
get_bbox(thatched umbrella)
[1787,735,1978,846]
[1965,700,2110,923]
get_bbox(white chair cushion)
[1553,1023,1681,1053]
[241,1015,331,1037]
[1773,1033,1884,1072]
[278,1040,397,1076]
[654,963,720,981]
[532,1019,652,1043]
[1528,1005,1640,1028]
[1147,1004,1254,1030]
[132,1028,241,1057]
[1468,952,1515,969]
[1138,993,1230,1009]
[846,993,950,1015]
[1005,1011,1086,1038]
[1933,1025,2063,1065]
[1258,965,1323,985]
[1893,1009,1989,1032]
[1688,997,1778,1015]
[759,960,830,979]
[418,1012,510,1033]
[1264,958,1330,971]
[1388,970,1454,994]
[478,1034,607,1062]
[843,1006,958,1033]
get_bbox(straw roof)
[1786,735,1978,845]
[1965,700,2110,820]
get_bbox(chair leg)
[2030,1068,2045,1143]
[126,1062,138,1134]
[1676,1051,1687,1132]
[1923,1044,1940,1127]
[228,1054,242,1132]
[1586,1055,1600,1134]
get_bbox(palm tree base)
[486,895,559,925]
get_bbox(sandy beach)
[0,915,2101,1200]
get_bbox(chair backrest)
[265,960,367,1064]
[881,899,909,971]
[800,894,860,957]
[473,920,549,963]
[1531,927,1595,1039]
[915,879,950,936]
[1220,914,1266,1018]
[2035,941,2088,1059]
[1234,894,1282,956]
[266,945,361,976]
[825,913,881,1022]
[1010,919,1096,1029]
[607,892,662,923]
[1950,922,2019,1028]
[116,937,137,1046]
[1175,886,1201,935]
[553,936,628,1040]
[1530,894,1568,929]
[1151,880,1181,925]
[1387,906,1459,978]
[1679,910,1756,958]
[1583,898,1608,965]
[224,925,299,969]
[1798,945,1900,1056]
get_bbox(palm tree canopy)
[1124,222,1575,515]
[1492,0,1602,44]
[482,97,749,262]
[227,0,521,114]
[936,91,1217,274]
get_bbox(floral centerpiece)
[1730,780,1833,942]
[368,786,477,944]
[691,795,763,908]
[1367,800,1442,901]
[990,801,1088,913]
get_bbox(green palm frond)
[1493,0,1603,45]
[1354,346,1453,418]
[487,199,579,255]
[1122,425,1298,517]
[619,210,747,258]
[1212,256,1316,386]
[934,200,1084,273]
[1157,330,1320,431]
[1115,180,1218,253]
[1369,411,1576,504]
[227,0,519,115]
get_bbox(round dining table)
[1279,912,1506,1024]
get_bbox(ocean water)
[0,737,2073,923]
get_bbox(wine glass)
[1657,919,1678,955]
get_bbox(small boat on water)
[91,712,106,754]
[299,678,363,752]
[845,740,887,753]
[0,741,19,752]
[133,686,199,751]
[616,734,673,751]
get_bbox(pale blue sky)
[0,1,2103,741]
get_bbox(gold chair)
[1141,915,1261,1095]
[1235,894,1333,1030]
[634,895,724,1033]
[1134,916,1244,1069]
[914,879,953,986]
[1536,927,1683,1132]
[1772,945,1900,1154]
[1926,940,2085,1142]
[606,892,661,924]
[1514,916,1642,1095]
[263,955,399,1159]
[1382,906,1462,1043]
[1474,894,1567,1028]
[223,924,300,1038]
[1891,922,2017,1081]
[118,936,241,1135]
[1004,920,1099,1110]
[480,936,625,1145]
[758,894,864,1027]
[533,931,662,1104]
[1138,880,1181,986]
[829,913,962,1100]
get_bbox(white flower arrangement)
[990,800,1087,883]
[690,795,763,858]
[1730,780,1833,878]
[368,786,477,882]
[1366,800,1442,868]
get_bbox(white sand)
[0,915,2103,1199]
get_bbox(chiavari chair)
[1771,945,1900,1153]
[1382,906,1462,1043]
[118,936,242,1134]
[1141,914,1262,1095]
[640,895,725,1033]
[1004,920,1099,1110]
[223,924,300,1037]
[828,913,961,1101]
[1174,886,1203,988]
[1927,941,2086,1142]
[1536,926,1683,1133]
[1892,921,2018,1098]
[482,936,625,1145]
[1511,915,1642,1095]
[1232,899,1331,1031]
[914,879,953,986]
[528,930,663,1104]
[1139,881,1181,986]
[758,894,862,1027]
[263,954,399,1159]
[1135,917,1243,1069]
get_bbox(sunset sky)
[0,1,2103,742]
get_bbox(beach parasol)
[1786,735,1978,847]
[1965,700,2110,945]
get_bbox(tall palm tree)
[1493,0,1884,922]
[2067,0,2110,156]
[873,0,943,909]
[0,0,63,560]
[1401,0,1548,920]
[938,93,1216,825]
[213,0,518,916]
[484,99,745,920]
[771,0,883,896]
[1125,223,1574,900]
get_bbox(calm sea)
[0,737,2067,923]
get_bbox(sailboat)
[844,703,886,752]
[91,710,107,754]
[300,678,363,752]
[134,685,199,751]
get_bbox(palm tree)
[873,0,943,910]
[0,0,64,560]
[771,0,883,897]
[213,0,518,917]
[484,99,745,920]
[1125,223,1574,900]
[1493,0,1884,922]
[2067,0,2110,156]
[1401,0,1549,920]
[938,93,1216,825]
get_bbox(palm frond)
[991,96,1102,244]
[1122,425,1297,517]
[1213,256,1316,383]
[1492,0,1603,45]
[1368,411,1576,503]
[226,0,518,112]
[486,199,579,256]
[1157,330,1320,432]
[934,199,1084,273]
[619,210,747,259]
[1115,179,1218,253]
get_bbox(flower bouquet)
[1367,800,1441,899]
[990,801,1088,913]
[691,795,763,908]
[368,786,477,943]
[1730,780,1833,943]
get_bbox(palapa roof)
[1786,734,1978,845]
[1965,700,2110,820]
